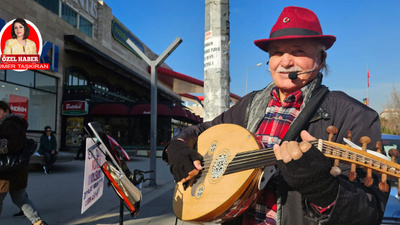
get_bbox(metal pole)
[367,63,369,106]
[246,63,262,94]
[127,37,182,187]
[204,0,230,121]
[119,199,124,225]
[149,64,158,187]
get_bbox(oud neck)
[224,146,276,175]
[224,140,400,179]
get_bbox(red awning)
[171,106,188,118]
[91,104,129,115]
[130,104,172,115]
[154,67,241,104]
[184,109,198,123]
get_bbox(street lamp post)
[246,63,263,94]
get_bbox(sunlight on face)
[268,39,321,99]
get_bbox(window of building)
[61,3,77,27]
[27,88,57,131]
[94,82,109,91]
[79,16,92,37]
[6,70,35,87]
[0,73,57,131]
[66,71,88,87]
[36,72,57,92]
[0,70,5,81]
[35,0,59,15]
[36,1,93,37]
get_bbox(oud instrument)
[88,122,142,217]
[172,123,400,222]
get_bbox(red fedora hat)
[254,6,336,52]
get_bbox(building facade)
[0,0,205,152]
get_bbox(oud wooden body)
[172,123,400,222]
[173,124,264,222]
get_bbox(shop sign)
[41,41,59,72]
[71,0,98,19]
[111,20,144,58]
[9,94,29,121]
[63,100,88,115]
[0,18,5,31]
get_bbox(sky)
[104,0,400,114]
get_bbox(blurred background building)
[0,0,240,153]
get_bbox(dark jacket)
[0,114,29,192]
[38,133,57,155]
[164,78,388,225]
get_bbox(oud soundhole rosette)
[195,185,205,198]
[209,141,217,153]
[210,152,228,181]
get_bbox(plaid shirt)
[255,88,303,148]
[242,85,308,225]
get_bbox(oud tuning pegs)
[375,141,382,154]
[364,168,374,187]
[359,136,371,150]
[379,174,390,192]
[349,164,357,181]
[375,141,390,192]
[333,130,353,178]
[347,133,360,181]
[326,126,341,176]
[389,148,399,163]
[359,136,373,187]
[342,130,356,179]
[326,126,338,142]
[346,131,352,141]
[330,166,342,177]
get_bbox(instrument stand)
[120,199,124,225]
[86,138,127,225]
[88,142,128,225]
[85,123,143,223]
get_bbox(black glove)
[166,140,203,182]
[277,145,338,207]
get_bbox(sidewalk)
[0,156,203,225]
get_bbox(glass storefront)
[0,71,57,131]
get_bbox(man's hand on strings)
[166,139,203,183]
[181,160,203,183]
[273,130,316,162]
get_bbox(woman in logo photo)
[3,18,37,54]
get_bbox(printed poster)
[204,31,222,70]
[9,94,28,121]
[81,138,106,214]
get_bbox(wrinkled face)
[13,22,25,38]
[268,39,322,98]
[0,109,9,120]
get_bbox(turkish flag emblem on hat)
[254,6,336,52]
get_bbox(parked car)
[381,134,400,224]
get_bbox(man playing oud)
[163,6,388,225]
